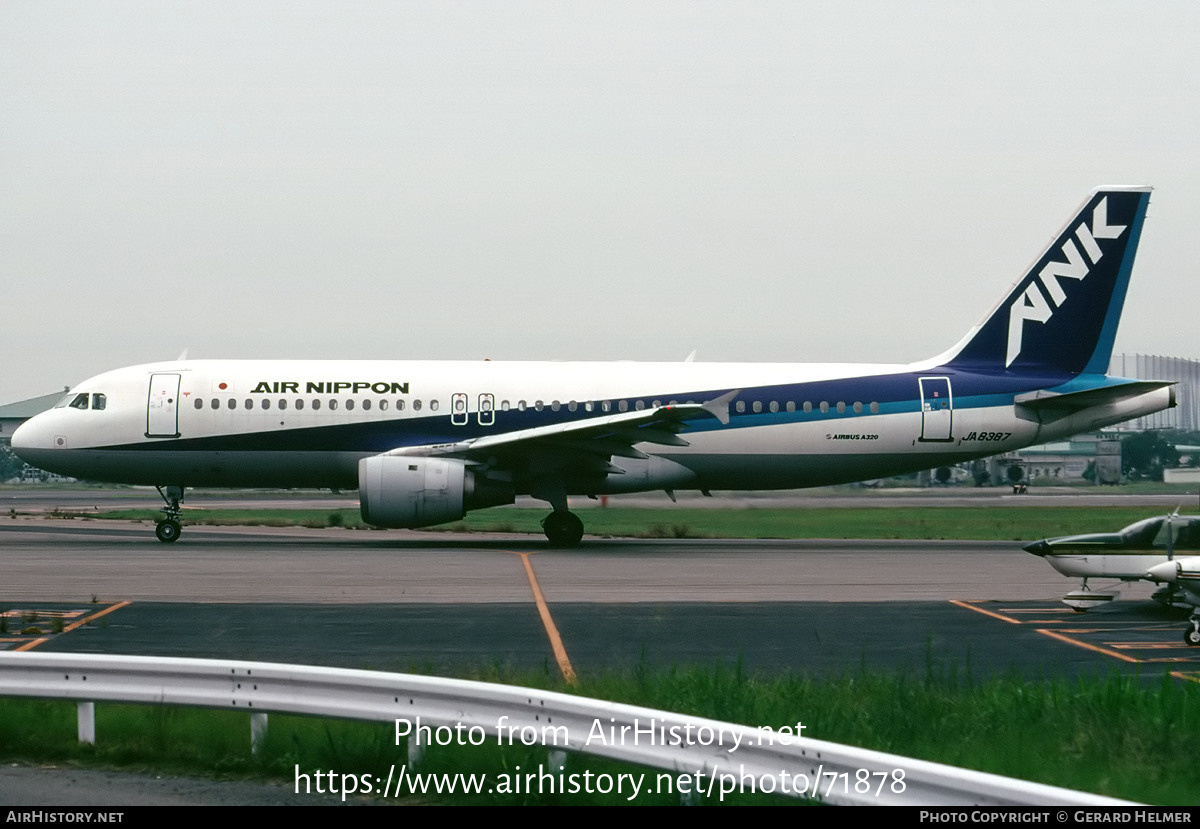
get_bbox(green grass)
[41,504,1199,541]
[2,664,1197,804]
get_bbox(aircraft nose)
[1023,540,1052,556]
[1146,560,1180,582]
[10,416,57,466]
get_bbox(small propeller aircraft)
[1025,513,1200,645]
[1145,555,1200,646]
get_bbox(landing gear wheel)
[1185,622,1200,647]
[542,511,584,547]
[155,520,182,544]
[154,485,185,543]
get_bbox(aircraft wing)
[379,390,737,472]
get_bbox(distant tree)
[1121,431,1180,481]
[0,444,24,482]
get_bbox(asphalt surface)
[3,490,1200,806]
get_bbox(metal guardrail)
[0,652,1130,806]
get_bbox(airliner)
[12,186,1174,546]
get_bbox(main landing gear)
[1185,617,1200,648]
[155,485,185,543]
[541,510,584,547]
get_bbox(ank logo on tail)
[1005,196,1128,366]
[946,186,1150,376]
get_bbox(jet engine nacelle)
[358,455,514,529]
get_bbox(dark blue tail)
[941,186,1151,375]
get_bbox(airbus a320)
[12,186,1173,546]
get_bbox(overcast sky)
[3,1,1198,401]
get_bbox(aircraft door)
[146,373,181,438]
[918,376,953,442]
[451,393,468,426]
[478,393,495,426]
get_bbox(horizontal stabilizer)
[1015,381,1174,414]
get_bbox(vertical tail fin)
[940,186,1151,375]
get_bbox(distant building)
[1008,433,1123,484]
[0,391,63,445]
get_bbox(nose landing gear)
[155,485,185,543]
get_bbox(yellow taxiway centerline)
[513,552,578,686]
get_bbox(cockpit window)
[1151,519,1200,550]
[68,393,90,410]
[1120,517,1163,545]
[91,393,107,411]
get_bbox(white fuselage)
[11,357,1174,496]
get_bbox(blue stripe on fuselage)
[96,366,1088,454]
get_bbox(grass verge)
[2,663,1197,804]
[40,504,1199,541]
